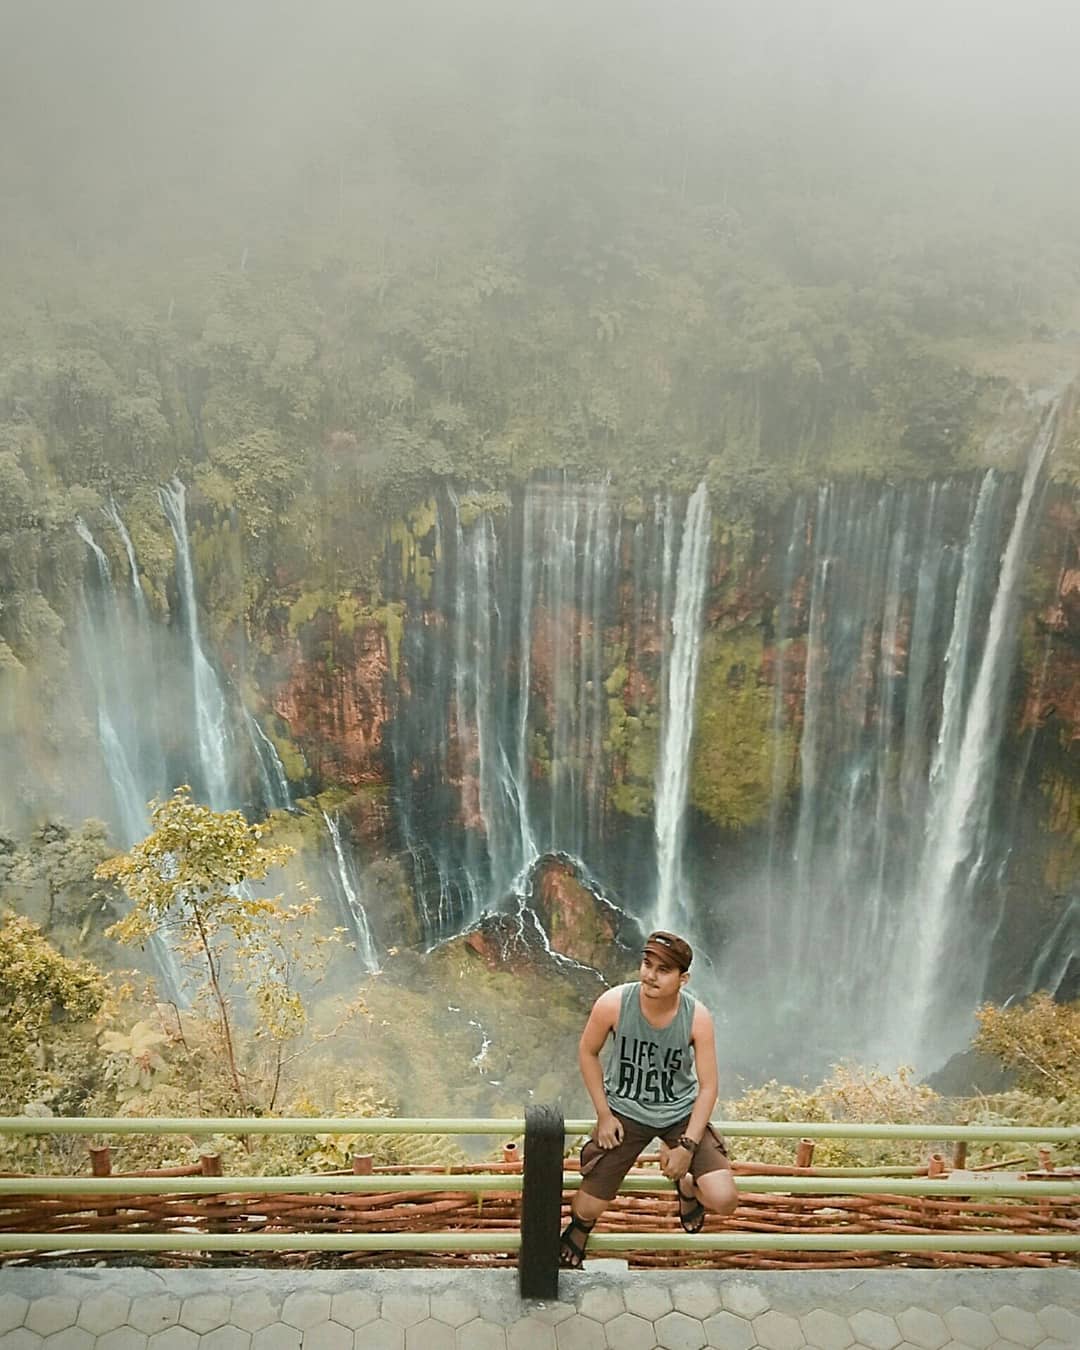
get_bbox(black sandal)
[677,1176,706,1234]
[559,1214,595,1268]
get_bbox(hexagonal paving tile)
[232,1295,279,1334]
[330,1291,379,1330]
[76,1291,131,1335]
[455,1321,506,1350]
[985,1341,1025,1350]
[990,1307,1043,1348]
[654,1310,707,1350]
[280,1293,331,1332]
[26,1298,78,1337]
[525,1303,575,1326]
[671,1279,721,1320]
[720,1283,769,1321]
[848,1310,901,1350]
[430,1292,479,1328]
[308,1321,351,1350]
[603,1311,656,1350]
[1,1331,44,1349]
[803,1307,855,1350]
[1039,1305,1080,1343]
[98,1329,150,1350]
[199,1329,252,1350]
[41,1328,93,1349]
[896,1309,948,1350]
[382,1294,430,1328]
[179,1296,231,1336]
[147,1328,199,1350]
[0,1292,30,1334]
[129,1296,182,1334]
[753,1309,804,1350]
[577,1288,624,1323]
[554,1315,606,1350]
[251,1328,300,1350]
[508,1316,557,1350]
[701,1310,756,1350]
[405,1317,454,1350]
[625,1285,672,1321]
[944,1307,996,1349]
[360,1319,405,1350]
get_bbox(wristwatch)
[677,1135,698,1153]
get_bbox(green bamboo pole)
[591,1233,1080,1253]
[0,1232,1075,1254]
[0,1175,1075,1198]
[0,1117,1075,1142]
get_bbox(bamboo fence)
[1,1151,1076,1270]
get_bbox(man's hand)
[659,1143,692,1181]
[595,1112,624,1149]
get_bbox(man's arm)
[578,987,623,1148]
[661,1002,719,1181]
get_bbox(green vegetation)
[97,788,354,1114]
[691,628,790,830]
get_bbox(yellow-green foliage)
[723,1064,944,1168]
[0,910,109,1115]
[605,654,659,817]
[691,626,789,830]
[389,497,438,599]
[1039,769,1080,892]
[98,788,351,1113]
[974,993,1080,1099]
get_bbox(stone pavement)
[0,1265,1077,1349]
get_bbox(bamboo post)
[89,1145,113,1220]
[928,1153,946,1177]
[952,1140,968,1170]
[1037,1145,1053,1173]
[198,1151,226,1257]
[352,1154,374,1175]
[503,1142,519,1167]
[89,1146,112,1177]
[795,1138,815,1168]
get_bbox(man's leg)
[662,1124,739,1227]
[561,1115,648,1267]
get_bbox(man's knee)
[696,1168,738,1216]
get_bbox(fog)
[3,0,1079,264]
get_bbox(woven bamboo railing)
[1,1116,1077,1270]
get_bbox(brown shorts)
[578,1111,731,1202]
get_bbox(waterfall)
[244,708,292,812]
[158,480,232,810]
[653,482,711,930]
[74,518,153,846]
[322,811,379,972]
[906,409,1058,1061]
[103,500,149,621]
[74,517,180,1001]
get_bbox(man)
[560,930,738,1267]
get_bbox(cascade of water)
[906,410,1058,1060]
[74,519,152,846]
[322,810,379,972]
[103,500,149,621]
[75,517,181,1000]
[158,480,232,810]
[653,481,711,930]
[243,709,292,812]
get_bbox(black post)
[518,1102,565,1299]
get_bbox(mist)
[3,0,1079,270]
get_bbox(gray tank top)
[602,982,699,1129]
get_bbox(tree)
[0,910,108,1115]
[97,788,335,1113]
[973,993,1080,1099]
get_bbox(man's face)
[639,949,686,998]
